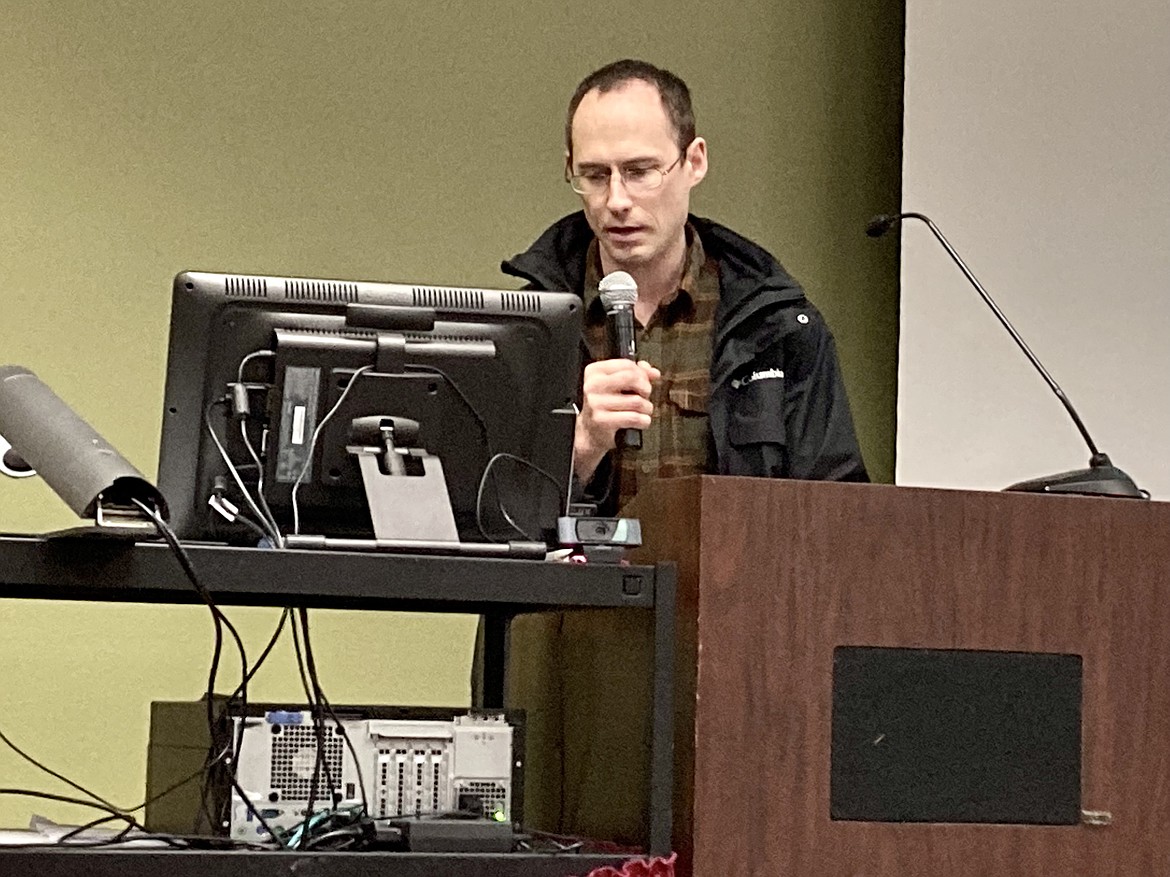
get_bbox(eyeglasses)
[567,151,687,196]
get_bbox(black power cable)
[0,602,291,843]
[0,726,124,816]
[288,609,336,848]
[296,609,370,812]
[475,451,568,542]
[286,609,370,849]
[130,499,281,847]
[0,789,159,849]
[202,607,291,833]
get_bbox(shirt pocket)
[728,376,787,446]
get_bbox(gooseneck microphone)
[868,211,1145,499]
[598,271,643,450]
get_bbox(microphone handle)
[608,305,643,450]
[616,427,643,450]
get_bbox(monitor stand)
[283,416,547,559]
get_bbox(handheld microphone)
[598,271,642,450]
[868,212,1145,499]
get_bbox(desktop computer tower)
[145,699,523,839]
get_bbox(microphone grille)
[598,271,638,308]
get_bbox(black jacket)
[502,212,868,486]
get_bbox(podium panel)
[511,477,1170,876]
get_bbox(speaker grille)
[831,646,1082,824]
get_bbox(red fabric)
[581,852,677,877]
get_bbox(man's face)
[568,80,707,272]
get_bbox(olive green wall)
[0,2,902,826]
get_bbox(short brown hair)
[565,59,696,161]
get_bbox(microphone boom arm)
[870,211,1144,498]
[901,212,1100,459]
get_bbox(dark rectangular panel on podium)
[830,645,1082,824]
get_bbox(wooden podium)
[508,476,1170,876]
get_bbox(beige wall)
[0,2,902,826]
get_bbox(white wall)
[897,1,1170,496]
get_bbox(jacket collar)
[500,211,594,293]
[501,212,807,347]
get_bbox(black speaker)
[831,646,1082,824]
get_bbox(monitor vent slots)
[289,326,377,338]
[501,291,543,314]
[285,279,359,303]
[224,276,269,298]
[406,332,485,344]
[412,287,486,311]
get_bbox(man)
[485,60,869,851]
[503,59,867,513]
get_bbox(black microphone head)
[866,214,896,238]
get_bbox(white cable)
[203,405,283,547]
[566,402,580,515]
[237,349,275,384]
[239,420,283,546]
